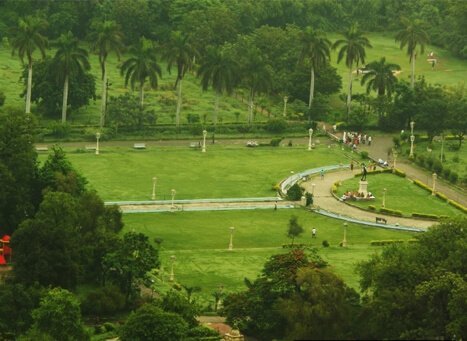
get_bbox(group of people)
[342,131,372,150]
[340,191,375,201]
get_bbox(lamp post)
[171,189,176,208]
[228,226,235,251]
[202,129,207,153]
[342,222,348,247]
[382,188,387,208]
[151,177,157,200]
[283,96,288,117]
[169,255,176,281]
[440,133,445,163]
[432,173,437,196]
[409,121,415,158]
[308,128,313,151]
[311,183,316,195]
[95,132,101,155]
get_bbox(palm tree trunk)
[26,63,33,114]
[248,88,254,125]
[100,63,107,127]
[61,75,69,123]
[347,66,353,121]
[309,66,315,109]
[139,81,144,108]
[214,91,220,125]
[176,77,182,127]
[411,51,415,88]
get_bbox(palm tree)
[120,37,162,108]
[361,57,401,97]
[395,18,429,89]
[88,20,124,127]
[10,16,48,114]
[333,24,372,120]
[162,31,199,127]
[52,32,90,123]
[298,27,331,109]
[197,47,239,124]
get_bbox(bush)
[48,122,72,138]
[81,286,125,316]
[435,192,448,201]
[322,240,329,247]
[394,168,406,177]
[379,207,403,216]
[266,118,287,133]
[305,192,313,206]
[360,151,369,159]
[331,184,337,193]
[442,168,451,179]
[432,159,443,174]
[270,138,282,147]
[370,240,405,246]
[447,200,467,213]
[415,154,425,167]
[286,183,303,201]
[449,172,458,184]
[411,212,440,220]
[413,179,431,192]
[368,205,376,211]
[425,157,434,169]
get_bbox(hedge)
[370,240,406,246]
[435,192,448,202]
[379,207,403,216]
[393,168,406,177]
[331,185,337,193]
[413,179,431,193]
[368,205,376,211]
[447,200,467,213]
[412,212,441,220]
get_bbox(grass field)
[39,144,347,201]
[123,209,417,304]
[336,173,463,217]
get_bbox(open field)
[336,173,463,217]
[39,144,347,201]
[123,209,417,303]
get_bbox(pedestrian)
[350,161,354,171]
[274,201,277,211]
[368,136,372,146]
[320,169,324,180]
[312,228,317,238]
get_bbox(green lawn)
[123,209,417,303]
[336,173,463,217]
[40,144,347,201]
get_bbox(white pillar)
[311,183,316,195]
[95,132,101,155]
[152,177,157,200]
[342,222,347,247]
[432,173,437,195]
[228,226,235,251]
[308,128,313,151]
[202,129,207,153]
[409,121,415,158]
[382,188,387,208]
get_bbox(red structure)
[0,235,11,265]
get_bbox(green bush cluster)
[379,207,403,216]
[368,205,376,211]
[322,240,330,247]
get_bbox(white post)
[228,226,235,251]
[308,128,313,151]
[202,130,207,153]
[342,222,348,247]
[171,189,176,208]
[283,96,288,117]
[169,255,176,281]
[440,133,444,163]
[409,121,415,158]
[311,183,316,195]
[152,177,157,200]
[95,132,101,155]
[432,173,437,195]
[382,188,387,208]
[393,150,398,172]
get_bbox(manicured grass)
[336,173,463,217]
[40,144,347,200]
[123,209,417,302]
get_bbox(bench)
[375,217,387,224]
[35,146,48,152]
[133,143,146,149]
[85,145,96,151]
[189,142,200,148]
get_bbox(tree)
[446,88,467,147]
[197,47,239,124]
[287,215,304,245]
[333,24,372,120]
[29,288,88,341]
[88,20,124,127]
[395,17,429,89]
[162,31,198,127]
[360,57,400,97]
[9,15,48,114]
[299,27,331,111]
[120,37,162,108]
[119,304,188,341]
[52,31,91,123]
[159,290,199,327]
[107,93,157,132]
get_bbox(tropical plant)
[120,37,162,108]
[333,24,372,120]
[52,31,90,123]
[10,15,48,114]
[360,57,401,97]
[395,17,429,89]
[298,27,331,110]
[162,31,199,127]
[88,20,124,127]
[197,47,239,124]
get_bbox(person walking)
[368,136,372,146]
[312,228,317,238]
[320,169,325,180]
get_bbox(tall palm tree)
[162,31,199,127]
[10,16,48,114]
[120,37,162,108]
[197,47,239,124]
[361,57,401,97]
[88,20,124,127]
[298,27,331,109]
[52,32,90,123]
[395,18,429,89]
[333,24,372,120]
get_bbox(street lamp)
[409,121,415,158]
[283,96,288,117]
[95,132,101,155]
[382,188,387,208]
[228,226,235,251]
[202,130,207,153]
[432,173,437,196]
[308,128,313,151]
[342,222,348,247]
[171,189,176,208]
[169,255,176,281]
[151,177,157,200]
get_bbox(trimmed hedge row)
[413,179,431,192]
[354,169,392,178]
[393,168,406,177]
[412,212,444,220]
[370,239,419,246]
[435,192,448,201]
[448,200,467,213]
[368,205,376,211]
[379,207,403,216]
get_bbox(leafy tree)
[446,88,467,147]
[333,24,372,120]
[287,215,304,245]
[162,31,199,127]
[159,290,199,327]
[360,57,400,97]
[29,288,88,341]
[9,15,48,114]
[395,17,429,88]
[107,93,157,132]
[52,31,91,123]
[88,20,124,127]
[120,37,162,108]
[119,304,188,341]
[286,183,303,201]
[299,27,331,111]
[197,47,239,124]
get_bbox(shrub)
[81,286,125,316]
[394,168,406,177]
[379,207,403,216]
[393,136,401,147]
[286,183,303,201]
[305,192,313,206]
[322,240,330,247]
[415,154,425,166]
[360,151,369,159]
[407,239,419,243]
[435,192,448,201]
[48,122,72,138]
[413,179,431,192]
[442,168,451,179]
[447,200,467,213]
[449,172,458,184]
[266,118,287,133]
[432,159,443,174]
[368,205,376,211]
[270,138,282,147]
[411,212,440,220]
[425,157,434,169]
[331,185,337,193]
